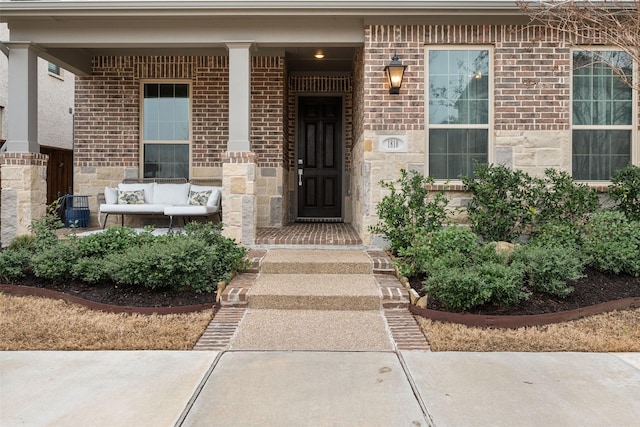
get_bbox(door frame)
[294,93,346,221]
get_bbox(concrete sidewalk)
[2,351,639,426]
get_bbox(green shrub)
[106,237,217,292]
[583,211,640,276]
[370,169,449,254]
[0,248,32,282]
[463,165,599,241]
[609,164,640,221]
[29,200,65,251]
[184,222,249,282]
[74,226,153,258]
[477,262,529,307]
[530,221,583,250]
[71,257,112,284]
[463,163,540,242]
[7,234,36,251]
[396,225,479,277]
[423,261,527,312]
[511,244,583,297]
[31,241,77,284]
[535,168,599,226]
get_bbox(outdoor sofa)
[98,178,222,229]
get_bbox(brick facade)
[67,24,636,244]
[75,56,284,171]
[363,25,575,133]
[353,24,638,244]
[74,55,286,228]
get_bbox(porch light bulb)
[315,52,325,59]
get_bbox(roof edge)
[1,1,524,17]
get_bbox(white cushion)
[190,184,222,207]
[118,183,154,203]
[104,187,118,205]
[152,182,191,206]
[164,205,219,216]
[100,204,166,214]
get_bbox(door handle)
[298,168,303,186]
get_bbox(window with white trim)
[141,82,191,179]
[572,50,634,181]
[426,48,491,179]
[48,62,61,76]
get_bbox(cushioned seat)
[163,205,220,229]
[100,204,166,215]
[99,181,222,229]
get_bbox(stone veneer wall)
[74,55,285,228]
[356,24,639,245]
[252,57,286,227]
[351,47,366,239]
[0,153,47,244]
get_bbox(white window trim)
[424,45,495,182]
[570,47,638,183]
[139,80,193,179]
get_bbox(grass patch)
[417,308,640,352]
[0,294,213,350]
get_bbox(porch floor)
[255,222,362,246]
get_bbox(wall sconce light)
[384,52,407,94]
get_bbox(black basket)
[62,195,90,228]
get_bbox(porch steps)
[259,249,372,275]
[199,248,428,351]
[247,273,381,311]
[231,249,390,351]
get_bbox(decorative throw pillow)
[118,190,146,205]
[189,190,213,206]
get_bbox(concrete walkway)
[2,248,640,425]
[1,351,639,426]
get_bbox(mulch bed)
[1,275,216,308]
[4,268,640,316]
[409,267,640,315]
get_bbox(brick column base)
[0,153,48,246]
[222,152,257,245]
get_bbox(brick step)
[247,274,381,310]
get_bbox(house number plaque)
[379,135,407,153]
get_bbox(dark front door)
[40,145,73,205]
[297,96,342,220]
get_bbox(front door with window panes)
[427,48,490,180]
[572,50,634,181]
[142,83,190,179]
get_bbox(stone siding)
[0,153,47,245]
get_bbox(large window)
[427,48,490,179]
[142,82,190,179]
[572,50,634,180]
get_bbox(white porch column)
[6,42,39,153]
[226,42,253,152]
[1,43,46,245]
[222,42,257,245]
